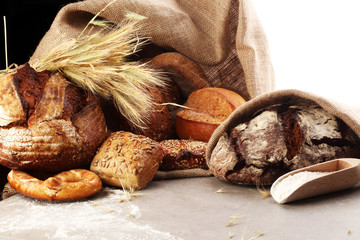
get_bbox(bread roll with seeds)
[159,139,208,171]
[90,131,163,190]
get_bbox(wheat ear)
[31,16,167,128]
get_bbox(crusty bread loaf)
[150,52,212,100]
[102,52,213,141]
[101,84,177,141]
[0,64,108,172]
[175,110,220,142]
[208,103,360,185]
[159,139,207,171]
[176,87,246,142]
[90,131,163,190]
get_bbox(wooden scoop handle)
[300,158,360,174]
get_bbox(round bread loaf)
[208,103,360,185]
[176,87,246,142]
[90,131,163,190]
[159,139,207,171]
[0,64,108,172]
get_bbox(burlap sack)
[29,0,275,179]
[206,89,360,176]
[30,0,274,100]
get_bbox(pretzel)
[7,169,102,201]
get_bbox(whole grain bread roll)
[208,102,360,185]
[159,139,207,171]
[90,131,163,190]
[0,64,108,172]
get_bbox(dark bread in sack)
[207,90,360,185]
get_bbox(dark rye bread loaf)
[159,139,208,171]
[101,85,176,141]
[0,64,108,172]
[208,102,360,185]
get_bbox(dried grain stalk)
[31,13,167,128]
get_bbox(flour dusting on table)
[0,188,181,240]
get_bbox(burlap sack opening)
[31,0,274,100]
[206,89,360,177]
[28,0,275,179]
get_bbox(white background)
[251,0,360,107]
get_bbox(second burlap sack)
[206,89,360,184]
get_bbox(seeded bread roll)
[90,131,163,190]
[159,139,207,171]
[208,103,360,185]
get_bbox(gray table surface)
[0,176,359,240]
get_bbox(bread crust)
[7,169,102,201]
[159,139,207,171]
[90,131,163,190]
[0,64,108,172]
[150,52,212,100]
[176,87,246,142]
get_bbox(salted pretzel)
[7,169,102,201]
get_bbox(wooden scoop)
[270,158,360,204]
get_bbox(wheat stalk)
[31,14,166,128]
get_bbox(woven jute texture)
[30,0,275,101]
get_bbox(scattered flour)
[0,188,182,240]
[271,171,330,203]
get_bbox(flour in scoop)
[271,171,330,203]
